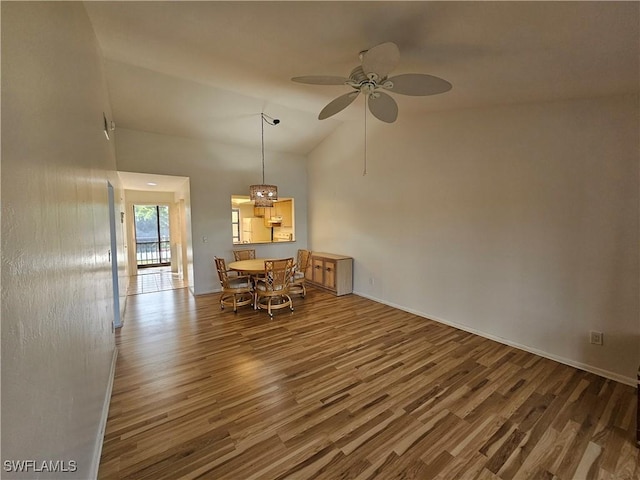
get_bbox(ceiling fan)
[292,42,452,123]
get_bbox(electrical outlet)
[589,331,603,345]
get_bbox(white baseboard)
[194,287,221,296]
[354,291,635,387]
[89,347,118,479]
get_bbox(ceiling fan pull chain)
[261,113,266,183]
[363,98,367,176]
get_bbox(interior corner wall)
[1,3,119,478]
[114,128,308,295]
[308,94,639,384]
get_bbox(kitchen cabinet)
[253,206,268,217]
[274,199,293,228]
[306,253,353,296]
[254,206,275,227]
[263,211,274,228]
[255,200,293,228]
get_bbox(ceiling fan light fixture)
[249,113,280,207]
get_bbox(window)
[231,208,240,244]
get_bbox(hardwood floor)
[99,287,639,479]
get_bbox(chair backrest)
[296,249,312,274]
[263,258,294,292]
[233,249,256,261]
[214,257,230,287]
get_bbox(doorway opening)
[119,171,193,294]
[133,204,171,268]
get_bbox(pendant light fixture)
[249,113,280,207]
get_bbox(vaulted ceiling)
[85,1,639,157]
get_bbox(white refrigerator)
[242,218,271,243]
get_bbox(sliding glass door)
[134,205,171,268]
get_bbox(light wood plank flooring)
[99,287,638,479]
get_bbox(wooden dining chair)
[289,249,311,298]
[214,257,253,313]
[233,248,258,277]
[233,249,256,261]
[255,257,295,318]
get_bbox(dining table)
[228,258,270,274]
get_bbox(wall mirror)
[231,195,295,244]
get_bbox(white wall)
[115,128,308,294]
[1,2,121,478]
[308,94,639,384]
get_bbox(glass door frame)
[133,204,171,268]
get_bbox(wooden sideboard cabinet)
[305,252,353,296]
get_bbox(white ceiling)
[117,171,189,193]
[85,1,639,161]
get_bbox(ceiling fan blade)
[318,91,360,120]
[384,73,452,96]
[291,75,348,85]
[368,92,398,123]
[361,42,400,80]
